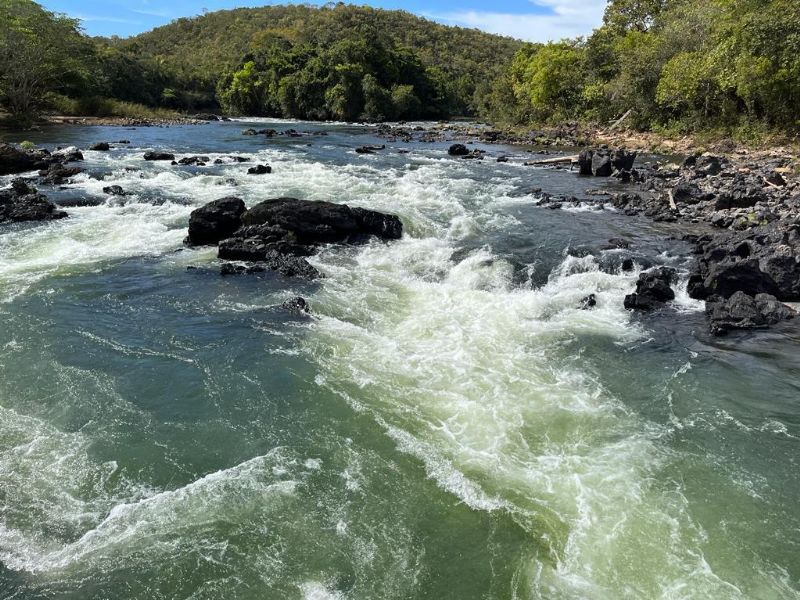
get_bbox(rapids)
[0,121,798,599]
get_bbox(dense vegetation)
[2,0,799,138]
[484,0,800,138]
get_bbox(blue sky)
[38,0,607,42]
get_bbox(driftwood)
[524,154,579,166]
[610,109,633,130]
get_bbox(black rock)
[143,151,175,161]
[0,179,68,224]
[578,150,594,176]
[281,297,310,313]
[186,197,246,246]
[0,144,41,175]
[448,144,469,156]
[247,164,272,175]
[102,185,125,196]
[579,294,597,310]
[178,156,210,166]
[241,198,403,244]
[356,145,385,154]
[624,267,677,311]
[57,197,104,207]
[706,291,796,335]
[592,153,613,177]
[39,165,83,185]
[90,142,110,151]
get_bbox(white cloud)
[429,0,607,42]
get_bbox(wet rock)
[496,156,509,163]
[624,267,676,311]
[448,144,469,157]
[53,147,84,162]
[39,165,83,185]
[579,294,597,310]
[356,145,385,154]
[90,142,110,151]
[220,252,319,279]
[186,196,247,246]
[247,164,272,175]
[57,196,104,207]
[241,128,258,136]
[281,297,310,313]
[143,151,175,161]
[102,185,125,196]
[706,291,795,335]
[0,179,68,224]
[591,153,613,177]
[178,156,210,166]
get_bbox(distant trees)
[0,0,93,124]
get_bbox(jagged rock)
[0,179,67,224]
[186,197,247,246]
[53,147,84,162]
[624,267,676,311]
[591,153,613,177]
[706,291,795,335]
[247,164,272,175]
[39,165,83,185]
[220,251,319,279]
[143,151,175,161]
[281,297,310,313]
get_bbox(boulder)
[611,149,637,172]
[591,153,613,177]
[53,147,84,162]
[102,185,125,196]
[448,144,470,157]
[577,150,593,176]
[186,197,246,246]
[90,142,110,151]
[706,291,795,335]
[240,198,402,244]
[0,144,41,175]
[143,151,175,161]
[0,179,68,224]
[39,165,83,185]
[579,294,597,310]
[247,164,272,175]
[624,267,676,311]
[178,156,210,166]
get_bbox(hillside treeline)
[484,0,800,136]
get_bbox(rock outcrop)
[706,291,796,335]
[624,267,676,311]
[0,179,68,224]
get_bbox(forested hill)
[106,4,522,120]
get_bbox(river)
[0,120,798,599]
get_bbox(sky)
[38,0,607,43]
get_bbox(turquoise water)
[0,121,798,599]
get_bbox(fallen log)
[524,154,579,166]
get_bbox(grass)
[46,94,182,120]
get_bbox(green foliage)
[482,0,800,135]
[0,0,94,124]
[19,140,35,150]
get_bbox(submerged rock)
[102,185,126,196]
[624,267,676,311]
[281,297,310,313]
[0,179,67,224]
[706,291,796,335]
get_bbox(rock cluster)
[624,267,676,311]
[0,179,67,224]
[187,197,403,278]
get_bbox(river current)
[0,120,798,599]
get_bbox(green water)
[0,121,798,599]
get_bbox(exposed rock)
[186,196,247,246]
[53,147,84,162]
[57,197,104,207]
[0,144,42,175]
[0,179,68,224]
[178,156,210,166]
[356,145,385,154]
[706,291,795,335]
[39,165,83,185]
[102,185,125,196]
[579,294,597,310]
[448,144,469,157]
[591,153,613,177]
[90,142,110,151]
[220,251,319,279]
[281,297,310,313]
[247,164,272,175]
[143,151,175,161]
[624,267,676,311]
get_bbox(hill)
[105,4,523,119]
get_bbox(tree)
[0,0,92,124]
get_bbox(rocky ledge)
[187,197,403,278]
[0,179,67,224]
